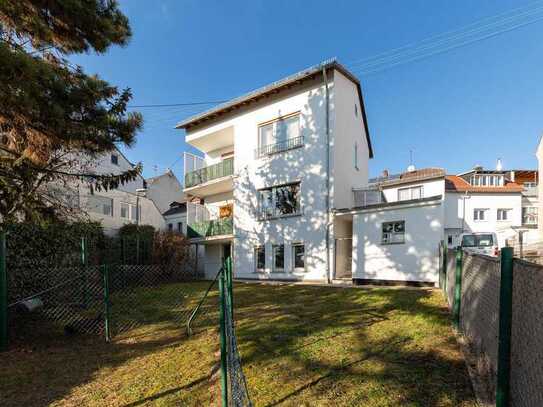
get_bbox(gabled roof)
[445,175,523,193]
[175,58,373,158]
[162,201,186,216]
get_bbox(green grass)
[1,282,476,406]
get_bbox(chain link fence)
[440,246,543,406]
[1,230,212,348]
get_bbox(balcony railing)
[523,186,538,197]
[255,136,304,158]
[187,217,233,238]
[185,158,234,189]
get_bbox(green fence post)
[102,265,111,343]
[226,257,233,317]
[0,232,7,352]
[218,268,228,406]
[442,241,448,294]
[496,247,514,407]
[453,249,463,329]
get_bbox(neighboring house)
[342,168,446,286]
[176,59,373,281]
[163,201,187,234]
[145,170,185,214]
[73,149,165,235]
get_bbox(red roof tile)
[445,175,523,193]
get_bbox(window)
[354,142,359,170]
[398,186,423,201]
[111,154,119,165]
[87,195,113,216]
[273,244,284,272]
[120,202,138,221]
[258,183,301,219]
[382,221,405,244]
[167,223,173,231]
[523,207,538,225]
[447,235,453,245]
[469,175,504,187]
[254,246,265,272]
[461,234,494,247]
[257,114,302,156]
[292,243,305,271]
[473,209,487,221]
[497,209,511,221]
[177,222,183,233]
[354,103,358,117]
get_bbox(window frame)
[497,208,511,221]
[254,246,265,272]
[522,206,538,225]
[257,112,302,157]
[272,244,284,273]
[120,202,138,221]
[292,242,305,272]
[473,208,488,221]
[381,220,406,245]
[87,194,113,217]
[258,182,301,220]
[397,185,423,201]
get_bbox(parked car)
[460,232,499,256]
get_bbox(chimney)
[496,158,503,171]
[382,169,389,178]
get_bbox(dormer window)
[469,174,503,187]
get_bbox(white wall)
[146,172,184,214]
[164,213,187,234]
[444,192,522,247]
[89,150,145,194]
[332,70,369,210]
[382,178,445,203]
[352,201,443,284]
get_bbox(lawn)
[1,282,476,406]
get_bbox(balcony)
[255,136,304,158]
[187,217,233,239]
[184,158,234,195]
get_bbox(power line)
[128,100,227,108]
[345,0,543,75]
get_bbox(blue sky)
[71,0,543,180]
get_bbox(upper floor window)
[258,182,300,219]
[497,208,511,221]
[398,186,423,201]
[473,208,488,221]
[257,114,302,157]
[111,153,119,165]
[120,202,138,221]
[87,195,113,216]
[354,103,358,117]
[469,174,504,187]
[524,182,537,188]
[522,207,538,225]
[354,142,359,171]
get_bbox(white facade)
[350,198,443,285]
[444,192,522,247]
[179,61,371,282]
[145,171,185,214]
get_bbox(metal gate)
[334,238,353,279]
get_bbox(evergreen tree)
[0,0,143,223]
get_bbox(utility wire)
[346,0,543,75]
[128,100,227,108]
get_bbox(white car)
[460,232,499,256]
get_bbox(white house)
[176,59,373,281]
[145,170,185,214]
[70,149,166,235]
[163,201,187,234]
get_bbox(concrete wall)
[444,192,522,247]
[352,200,443,284]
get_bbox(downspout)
[322,67,331,284]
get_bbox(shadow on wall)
[234,85,332,279]
[353,210,442,283]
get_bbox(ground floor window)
[273,244,284,272]
[177,222,183,233]
[382,221,405,244]
[254,246,265,272]
[292,243,305,271]
[497,208,511,221]
[120,202,138,221]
